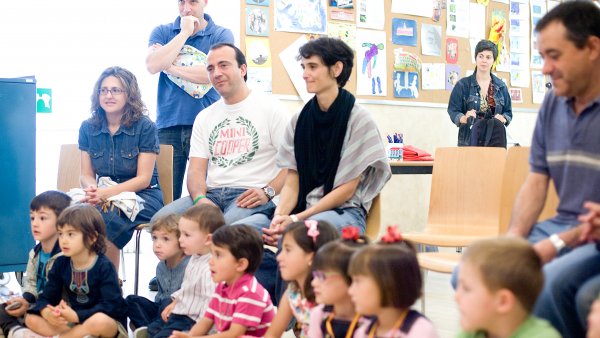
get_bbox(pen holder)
[387,143,403,161]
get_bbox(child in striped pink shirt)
[170,225,275,338]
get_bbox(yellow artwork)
[488,14,506,71]
[477,0,489,5]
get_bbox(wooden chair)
[365,195,381,240]
[133,145,173,295]
[56,144,173,295]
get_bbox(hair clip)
[342,226,360,241]
[305,220,320,244]
[381,225,403,244]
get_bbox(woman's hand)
[263,215,294,246]
[494,114,507,124]
[460,109,477,124]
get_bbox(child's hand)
[161,301,175,322]
[169,331,191,338]
[42,305,67,326]
[5,297,28,317]
[56,300,79,324]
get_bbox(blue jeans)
[158,126,192,200]
[125,295,172,330]
[151,188,275,232]
[534,243,600,338]
[450,218,578,288]
[149,314,196,338]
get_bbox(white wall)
[0,0,239,193]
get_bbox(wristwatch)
[549,234,566,252]
[262,185,276,201]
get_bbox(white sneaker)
[133,327,148,338]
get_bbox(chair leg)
[421,269,428,314]
[134,229,142,296]
[120,250,126,282]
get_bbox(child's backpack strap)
[400,310,426,333]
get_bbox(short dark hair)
[535,1,600,49]
[210,43,248,82]
[298,37,354,87]
[474,40,498,61]
[313,236,369,285]
[349,240,422,309]
[282,220,340,303]
[181,204,225,234]
[463,237,543,312]
[211,224,263,274]
[30,190,72,217]
[57,204,107,254]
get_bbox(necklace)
[325,312,360,338]
[367,310,408,338]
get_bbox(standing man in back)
[146,0,234,201]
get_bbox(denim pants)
[149,313,196,338]
[158,126,192,201]
[534,243,600,338]
[126,295,172,330]
[255,207,366,307]
[151,187,275,232]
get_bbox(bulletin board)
[239,0,540,109]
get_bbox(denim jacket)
[78,116,160,186]
[447,71,512,146]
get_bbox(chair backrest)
[426,147,507,237]
[499,146,560,233]
[57,144,174,205]
[365,194,381,240]
[57,144,82,192]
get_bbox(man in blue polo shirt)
[146,0,234,201]
[506,2,600,336]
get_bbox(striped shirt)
[205,273,275,336]
[171,254,215,321]
[530,90,600,222]
[277,103,391,213]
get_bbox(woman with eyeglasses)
[78,66,164,271]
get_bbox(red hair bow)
[342,226,360,241]
[381,225,403,243]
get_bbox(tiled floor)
[1,233,461,337]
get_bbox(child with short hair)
[307,227,370,338]
[24,204,128,338]
[126,214,190,337]
[264,220,340,338]
[171,224,276,337]
[0,191,71,338]
[455,237,561,338]
[153,204,225,338]
[348,226,438,337]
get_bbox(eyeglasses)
[312,270,341,282]
[98,87,126,96]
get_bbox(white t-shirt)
[190,90,289,189]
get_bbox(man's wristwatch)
[549,234,566,252]
[262,185,276,201]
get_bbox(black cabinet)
[0,77,36,273]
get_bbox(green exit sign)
[36,88,52,113]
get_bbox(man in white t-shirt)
[152,43,289,231]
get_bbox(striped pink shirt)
[205,273,276,337]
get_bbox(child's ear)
[90,231,99,245]
[205,233,212,245]
[495,289,516,314]
[236,258,249,272]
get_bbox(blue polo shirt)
[149,14,234,129]
[530,90,600,222]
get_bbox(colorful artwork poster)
[245,37,272,68]
[393,48,422,73]
[246,7,269,36]
[247,0,269,6]
[357,29,387,96]
[392,18,417,46]
[509,88,523,103]
[275,0,328,34]
[446,38,459,64]
[445,64,461,90]
[356,0,384,30]
[422,24,442,56]
[328,21,357,50]
[330,0,353,8]
[421,63,446,90]
[393,71,419,99]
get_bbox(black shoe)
[148,277,158,291]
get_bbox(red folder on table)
[403,145,434,161]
